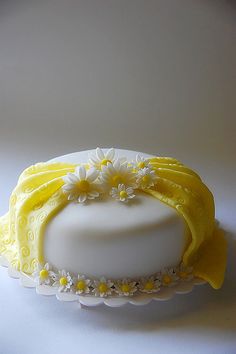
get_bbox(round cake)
[0,148,227,297]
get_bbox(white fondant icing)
[44,149,189,279]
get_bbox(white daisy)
[32,263,55,285]
[89,147,116,170]
[92,277,114,297]
[160,268,179,287]
[110,184,135,202]
[53,270,73,292]
[133,154,151,170]
[176,263,194,282]
[138,276,161,294]
[73,274,91,295]
[62,165,101,203]
[89,147,127,170]
[101,159,136,189]
[115,278,137,296]
[136,167,158,189]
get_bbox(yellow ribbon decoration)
[0,158,227,288]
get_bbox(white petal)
[67,173,79,183]
[67,193,75,201]
[126,187,134,194]
[62,175,72,184]
[77,166,86,180]
[101,175,109,183]
[118,184,124,191]
[78,193,87,203]
[89,156,99,165]
[87,168,99,182]
[113,159,120,169]
[110,189,118,198]
[88,191,99,198]
[120,164,128,173]
[45,263,50,270]
[62,184,75,192]
[106,148,115,160]
[96,148,105,160]
[87,195,95,200]
[119,157,127,164]
[136,154,141,163]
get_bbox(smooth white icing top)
[44,149,188,279]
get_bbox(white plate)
[0,255,206,308]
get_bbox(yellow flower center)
[112,175,123,186]
[142,175,150,184]
[98,282,108,293]
[178,271,188,279]
[162,275,172,285]
[78,180,90,192]
[121,284,130,293]
[59,277,68,286]
[76,280,86,291]
[144,281,154,291]
[101,159,112,166]
[119,191,128,199]
[39,269,48,279]
[138,161,145,169]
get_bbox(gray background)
[0,1,235,353]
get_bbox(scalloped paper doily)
[0,255,206,308]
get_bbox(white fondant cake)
[45,149,189,279]
[0,147,227,298]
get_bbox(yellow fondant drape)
[0,158,227,289]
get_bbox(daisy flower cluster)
[33,262,193,297]
[62,148,159,204]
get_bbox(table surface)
[0,1,235,353]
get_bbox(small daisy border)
[32,262,194,298]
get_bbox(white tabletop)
[0,1,235,353]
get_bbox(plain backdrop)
[0,1,235,354]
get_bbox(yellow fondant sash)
[0,158,227,289]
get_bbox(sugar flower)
[101,160,136,189]
[73,274,91,295]
[133,154,151,170]
[160,268,179,287]
[88,147,116,170]
[176,263,194,282]
[62,165,100,203]
[138,276,161,294]
[32,262,55,285]
[115,278,137,296]
[136,167,158,189]
[110,184,135,203]
[53,269,73,292]
[92,277,114,297]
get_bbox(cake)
[0,148,227,298]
